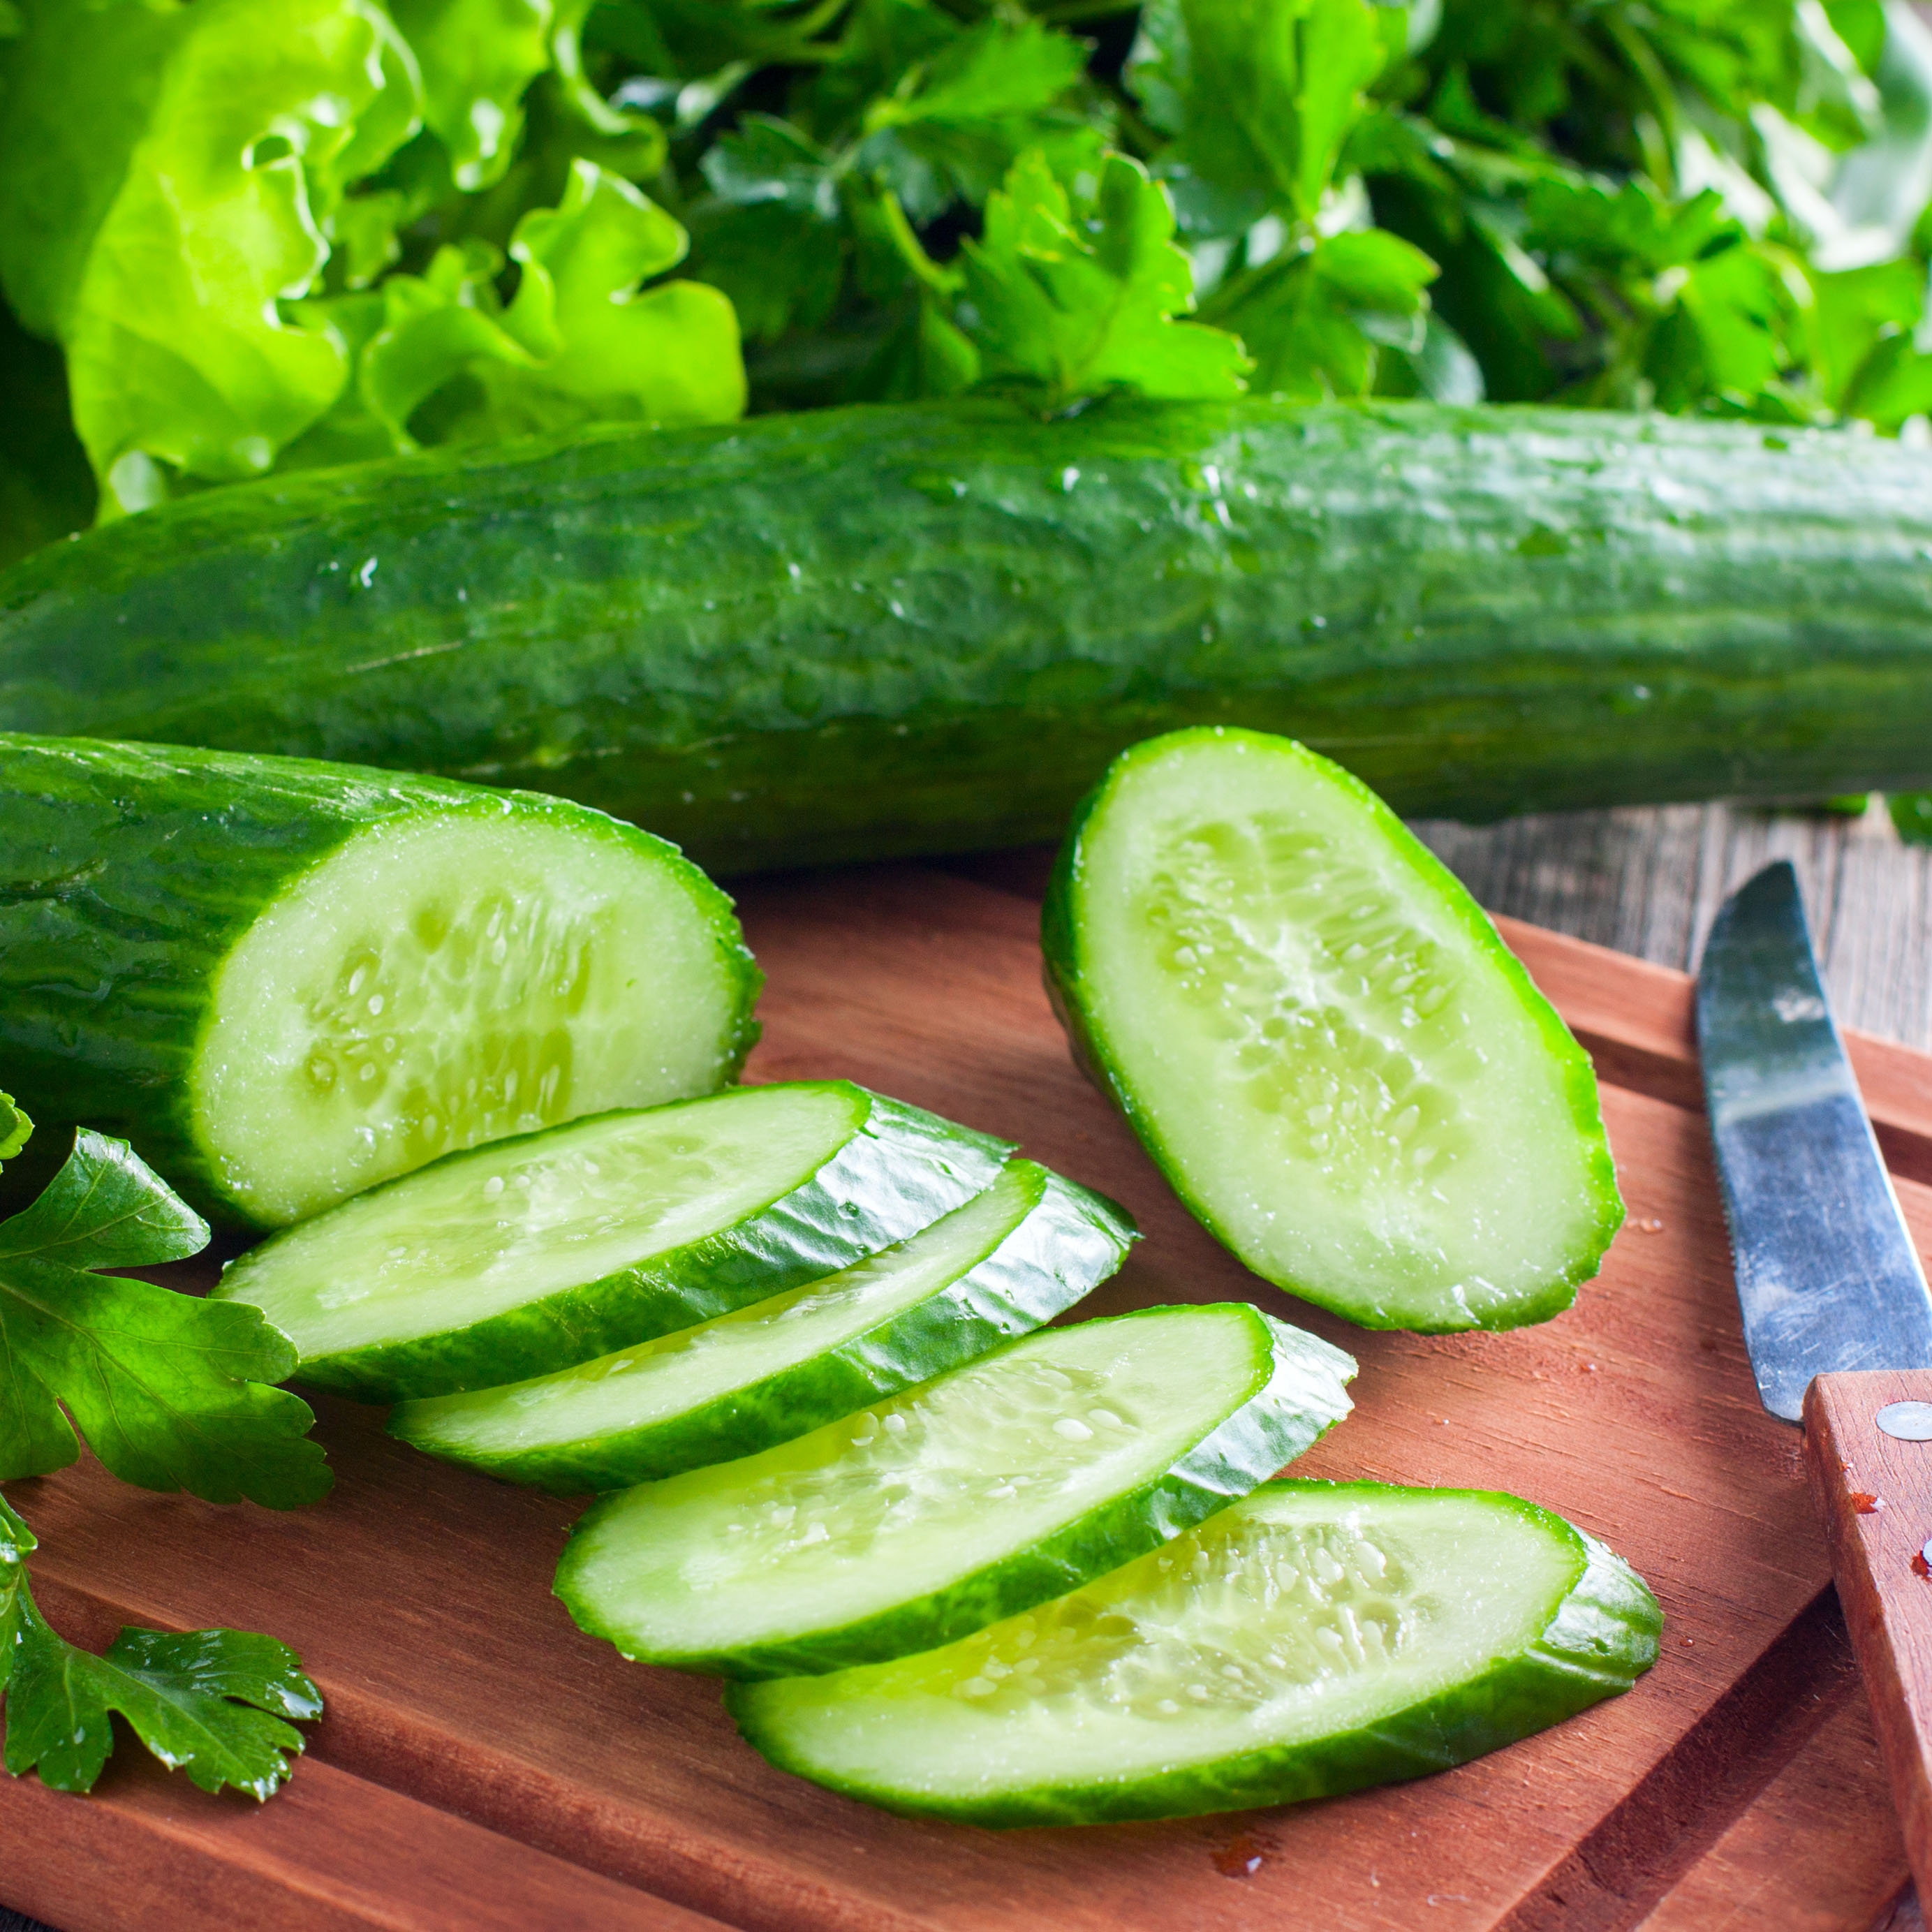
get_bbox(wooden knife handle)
[1805,1369,1932,1894]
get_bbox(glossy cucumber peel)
[390,1159,1135,1493]
[8,400,1932,873]
[728,1479,1662,1827]
[1043,728,1622,1332]
[555,1302,1355,1680]
[215,1082,1012,1402]
[0,732,760,1228]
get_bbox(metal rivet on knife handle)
[1878,1403,1932,1441]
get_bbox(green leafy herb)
[0,0,422,514]
[1129,0,1388,227]
[1894,790,1932,843]
[0,1492,321,1799]
[955,148,1249,407]
[8,0,1932,540]
[0,1092,29,1167]
[0,1120,329,1510]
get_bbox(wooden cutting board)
[4,854,1930,1932]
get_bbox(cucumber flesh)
[554,1303,1355,1679]
[1044,728,1623,1332]
[390,1159,1135,1493]
[728,1480,1662,1826]
[214,1082,1013,1401]
[194,806,755,1227]
[0,732,759,1230]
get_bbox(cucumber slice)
[555,1304,1355,1680]
[0,734,760,1229]
[728,1479,1662,1826]
[214,1082,1012,1402]
[391,1160,1135,1493]
[1043,728,1623,1332]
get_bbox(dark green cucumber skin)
[726,1480,1663,1827]
[222,1085,1015,1403]
[0,731,760,1227]
[389,1160,1137,1494]
[3,400,1931,872]
[1040,727,1623,1334]
[554,1305,1355,1680]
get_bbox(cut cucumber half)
[728,1479,1662,1826]
[555,1303,1355,1680]
[0,733,761,1227]
[214,1082,1012,1402]
[1043,728,1623,1332]
[391,1160,1136,1493]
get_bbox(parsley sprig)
[0,1492,321,1799]
[0,1106,330,1511]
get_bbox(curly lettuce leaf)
[0,0,423,513]
[490,157,744,423]
[0,1494,322,1800]
[303,160,744,451]
[0,0,188,341]
[0,1094,28,1167]
[388,0,552,191]
[0,1128,330,1509]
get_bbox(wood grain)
[1413,800,1932,1052]
[1635,1650,1911,1932]
[1804,1373,1932,1907]
[3,855,1929,1931]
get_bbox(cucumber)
[3,400,1931,873]
[390,1159,1135,1493]
[727,1479,1662,1827]
[214,1082,1012,1402]
[1042,728,1622,1332]
[0,731,759,1228]
[554,1303,1355,1680]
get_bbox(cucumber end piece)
[188,799,760,1227]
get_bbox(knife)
[1697,860,1932,1894]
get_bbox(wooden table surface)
[3,800,1928,1932]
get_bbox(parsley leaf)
[691,117,846,347]
[0,1492,321,1799]
[1129,0,1387,228]
[0,1126,330,1510]
[958,148,1250,408]
[857,12,1096,222]
[1207,228,1439,399]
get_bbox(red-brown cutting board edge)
[6,857,1929,1932]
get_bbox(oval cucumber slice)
[728,1479,1662,1826]
[1043,728,1623,1331]
[214,1082,1012,1402]
[0,732,760,1227]
[390,1160,1136,1493]
[555,1304,1355,1680]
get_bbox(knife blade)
[1695,860,1932,1422]
[1697,858,1932,1899]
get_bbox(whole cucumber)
[2,399,1930,872]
